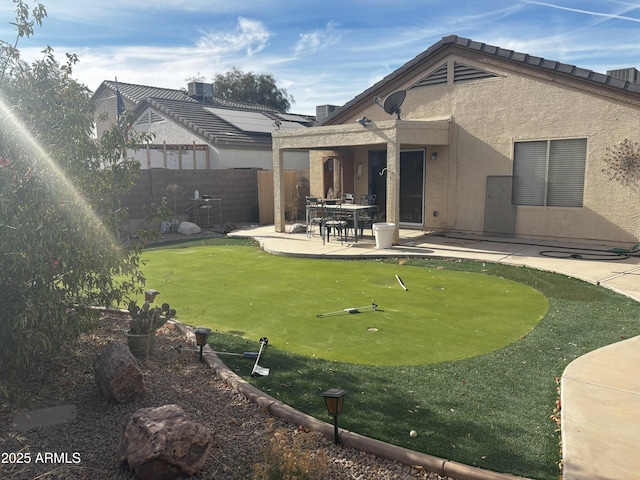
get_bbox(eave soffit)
[272,118,450,151]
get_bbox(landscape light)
[194,327,211,361]
[322,388,346,445]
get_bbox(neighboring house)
[272,35,640,246]
[91,80,313,227]
[92,80,313,170]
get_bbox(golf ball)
[409,430,417,437]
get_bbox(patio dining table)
[306,202,378,242]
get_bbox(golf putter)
[316,302,378,318]
[251,337,270,376]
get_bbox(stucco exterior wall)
[438,57,638,243]
[344,55,640,244]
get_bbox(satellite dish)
[383,90,406,119]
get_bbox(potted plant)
[126,300,176,358]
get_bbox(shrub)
[0,1,167,399]
[252,422,328,480]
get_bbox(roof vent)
[187,82,214,101]
[606,68,639,83]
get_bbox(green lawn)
[139,241,546,365]
[139,238,640,479]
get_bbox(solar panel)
[204,107,274,133]
[205,107,308,133]
[276,120,307,130]
[276,113,310,123]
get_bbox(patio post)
[386,135,400,244]
[273,146,286,233]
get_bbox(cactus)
[128,300,176,335]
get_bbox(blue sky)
[3,0,640,114]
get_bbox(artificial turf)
[138,241,547,365]
[138,238,640,479]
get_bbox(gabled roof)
[321,34,640,125]
[133,97,314,148]
[94,80,312,116]
[98,80,193,104]
[134,97,273,147]
[93,80,314,148]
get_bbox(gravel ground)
[1,312,454,480]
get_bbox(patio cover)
[272,118,450,241]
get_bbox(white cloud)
[196,17,270,57]
[293,21,343,56]
[523,1,640,23]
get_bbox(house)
[92,80,313,170]
[272,35,640,247]
[91,80,314,226]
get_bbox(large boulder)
[177,221,201,235]
[93,341,146,404]
[119,404,212,480]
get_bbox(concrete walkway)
[228,225,640,480]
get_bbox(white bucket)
[372,222,395,249]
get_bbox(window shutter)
[513,141,547,205]
[547,139,586,207]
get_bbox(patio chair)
[342,193,355,204]
[358,194,378,237]
[305,196,322,238]
[323,200,348,244]
[359,193,377,205]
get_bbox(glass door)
[399,150,425,225]
[368,150,387,218]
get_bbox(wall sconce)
[322,388,346,444]
[430,152,438,161]
[356,116,371,127]
[356,163,363,179]
[194,327,211,361]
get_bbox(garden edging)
[172,320,530,480]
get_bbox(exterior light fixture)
[194,327,211,361]
[322,388,346,444]
[356,116,371,127]
[430,152,438,161]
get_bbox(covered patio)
[272,118,451,244]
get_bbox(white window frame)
[512,138,587,207]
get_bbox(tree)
[0,1,166,398]
[212,67,294,112]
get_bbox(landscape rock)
[119,404,212,480]
[177,221,201,235]
[93,341,146,404]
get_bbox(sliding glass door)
[368,149,425,225]
[399,149,425,225]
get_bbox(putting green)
[138,244,548,366]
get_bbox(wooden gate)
[257,170,309,225]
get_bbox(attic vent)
[411,63,448,88]
[410,62,499,90]
[606,67,639,84]
[453,62,498,83]
[150,111,164,123]
[134,111,165,127]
